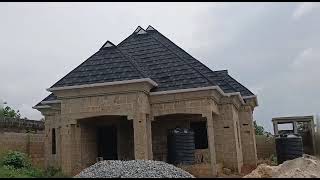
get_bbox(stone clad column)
[239,105,258,168]
[214,103,243,173]
[60,124,72,175]
[60,123,80,176]
[203,111,217,176]
[133,112,153,159]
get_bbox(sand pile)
[244,154,320,178]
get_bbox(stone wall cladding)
[213,103,243,173]
[239,106,258,167]
[38,84,258,176]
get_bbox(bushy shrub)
[0,151,68,178]
[1,151,31,169]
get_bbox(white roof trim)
[137,28,147,35]
[47,78,158,92]
[150,86,245,104]
[146,25,155,31]
[41,100,61,104]
[32,105,51,109]
[150,86,223,96]
[134,26,143,33]
[103,41,114,48]
[243,95,257,99]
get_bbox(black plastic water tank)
[167,128,195,165]
[275,134,304,164]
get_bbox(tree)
[0,106,21,119]
[254,120,265,135]
[254,120,273,136]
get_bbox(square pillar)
[214,104,243,173]
[239,106,258,168]
[203,112,218,176]
[60,123,81,176]
[133,113,153,160]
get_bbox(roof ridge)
[116,48,149,78]
[148,31,217,86]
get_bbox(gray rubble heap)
[74,160,195,178]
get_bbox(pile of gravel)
[74,160,195,178]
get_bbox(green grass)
[0,150,68,178]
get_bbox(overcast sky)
[1,2,319,132]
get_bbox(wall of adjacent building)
[255,135,276,159]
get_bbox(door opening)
[97,126,118,160]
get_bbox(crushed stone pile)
[74,160,195,178]
[243,154,320,178]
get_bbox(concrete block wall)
[239,106,258,167]
[151,119,190,162]
[0,131,45,168]
[38,84,258,176]
[214,103,243,173]
[255,135,276,159]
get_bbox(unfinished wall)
[0,131,45,168]
[239,106,257,167]
[214,103,243,173]
[255,135,276,159]
[151,119,190,162]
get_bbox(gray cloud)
[0,2,319,132]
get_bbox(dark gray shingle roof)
[35,26,254,106]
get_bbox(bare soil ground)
[243,154,320,178]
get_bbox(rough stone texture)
[239,105,258,167]
[37,82,257,176]
[214,103,243,173]
[74,160,195,178]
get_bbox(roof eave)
[47,78,158,92]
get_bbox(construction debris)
[243,154,320,178]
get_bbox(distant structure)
[272,115,320,156]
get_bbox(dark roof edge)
[226,74,255,96]
[50,50,100,88]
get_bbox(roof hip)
[147,30,217,87]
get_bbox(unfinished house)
[33,26,258,176]
[272,115,318,156]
